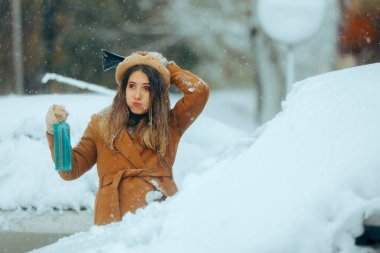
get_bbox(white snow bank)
[0,92,249,214]
[0,94,111,212]
[31,63,380,253]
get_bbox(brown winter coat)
[46,63,209,225]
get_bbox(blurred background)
[1,0,380,124]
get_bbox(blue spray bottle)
[53,122,72,171]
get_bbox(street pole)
[286,44,295,93]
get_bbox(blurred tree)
[0,0,197,95]
[164,0,256,90]
[40,0,197,92]
[0,0,13,94]
[12,0,25,94]
[1,0,339,127]
[23,0,43,94]
[164,0,339,124]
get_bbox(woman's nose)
[134,87,142,99]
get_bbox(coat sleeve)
[46,114,98,180]
[168,62,210,136]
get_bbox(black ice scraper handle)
[101,49,125,71]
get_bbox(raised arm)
[168,62,210,136]
[46,113,98,180]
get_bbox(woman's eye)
[128,83,135,89]
[143,86,150,92]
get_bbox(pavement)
[0,210,93,253]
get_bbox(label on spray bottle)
[53,122,72,171]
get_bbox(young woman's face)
[125,70,151,114]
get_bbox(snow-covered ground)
[2,64,380,253]
[0,87,255,216]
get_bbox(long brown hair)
[102,65,171,157]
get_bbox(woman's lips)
[132,102,142,107]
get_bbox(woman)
[45,51,210,225]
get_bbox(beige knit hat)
[115,53,170,88]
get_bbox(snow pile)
[0,94,110,211]
[0,91,249,213]
[29,64,380,253]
